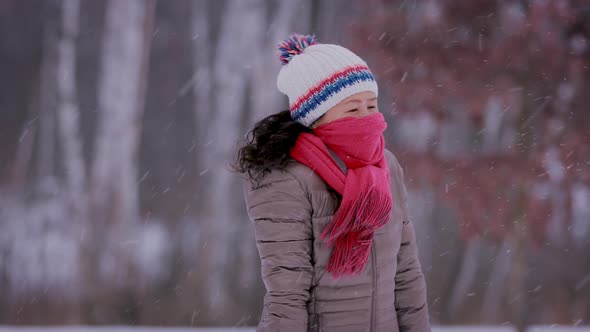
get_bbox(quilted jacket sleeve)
[387,151,431,332]
[242,168,314,332]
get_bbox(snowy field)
[0,327,589,332]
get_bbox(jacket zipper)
[370,239,377,331]
[309,288,318,331]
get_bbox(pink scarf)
[290,112,393,277]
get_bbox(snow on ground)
[528,327,590,332]
[0,327,588,332]
[0,329,252,332]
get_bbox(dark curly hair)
[233,110,313,188]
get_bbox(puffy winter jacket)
[242,148,430,332]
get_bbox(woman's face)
[311,91,378,129]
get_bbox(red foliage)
[351,0,590,244]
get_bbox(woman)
[235,34,430,332]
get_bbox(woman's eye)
[347,109,358,113]
[368,106,376,109]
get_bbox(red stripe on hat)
[290,64,371,113]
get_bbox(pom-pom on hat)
[276,33,379,127]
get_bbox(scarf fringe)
[322,184,393,277]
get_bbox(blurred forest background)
[0,0,589,329]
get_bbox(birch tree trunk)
[214,0,265,313]
[192,0,315,321]
[56,0,84,210]
[54,0,85,322]
[192,0,212,201]
[197,0,268,320]
[84,0,156,322]
[190,0,212,319]
[91,0,155,225]
[448,237,482,320]
[249,0,312,123]
[36,0,60,184]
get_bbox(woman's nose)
[359,104,375,116]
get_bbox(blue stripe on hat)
[291,69,376,123]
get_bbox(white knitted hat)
[276,33,379,127]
